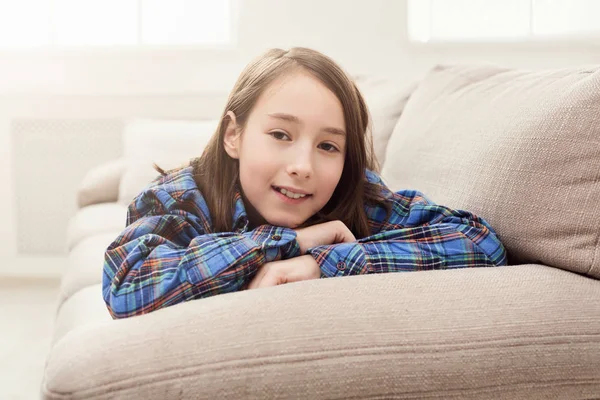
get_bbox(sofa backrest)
[118,118,219,205]
[382,64,600,279]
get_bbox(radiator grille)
[12,119,123,254]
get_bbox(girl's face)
[224,70,346,228]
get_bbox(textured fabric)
[118,118,218,205]
[77,158,125,208]
[52,284,112,347]
[66,203,127,251]
[354,75,417,166]
[103,166,506,318]
[59,232,122,310]
[382,64,600,279]
[44,264,600,399]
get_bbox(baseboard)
[0,255,67,280]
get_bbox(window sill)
[407,35,600,50]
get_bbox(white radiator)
[4,92,226,258]
[11,119,123,254]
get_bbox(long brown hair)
[155,47,390,238]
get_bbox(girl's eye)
[318,143,339,152]
[269,130,290,141]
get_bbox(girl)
[103,47,507,319]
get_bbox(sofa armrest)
[77,158,126,208]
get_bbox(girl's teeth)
[278,187,306,199]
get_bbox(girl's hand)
[295,220,356,254]
[247,255,320,289]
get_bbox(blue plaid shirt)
[103,166,507,318]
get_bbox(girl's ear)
[223,111,241,159]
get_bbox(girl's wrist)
[300,254,319,267]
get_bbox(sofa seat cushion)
[58,232,122,309]
[52,284,112,347]
[383,64,600,279]
[43,264,600,399]
[66,203,127,251]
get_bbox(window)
[408,0,600,42]
[0,0,233,49]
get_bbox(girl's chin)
[264,216,304,229]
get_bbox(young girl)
[103,47,507,319]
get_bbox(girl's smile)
[272,185,313,204]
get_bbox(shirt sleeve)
[102,183,300,319]
[308,172,508,278]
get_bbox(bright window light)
[429,0,530,41]
[0,0,233,49]
[0,0,52,48]
[54,0,138,46]
[408,0,600,42]
[142,0,231,45]
[533,0,600,36]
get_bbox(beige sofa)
[42,64,600,399]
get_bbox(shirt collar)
[231,187,249,233]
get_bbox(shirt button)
[271,234,282,241]
[337,261,346,271]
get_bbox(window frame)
[0,0,240,56]
[406,0,600,47]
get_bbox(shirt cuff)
[243,225,301,262]
[308,242,370,278]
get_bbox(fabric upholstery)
[77,159,125,208]
[382,64,600,279]
[44,264,600,399]
[355,75,417,166]
[66,203,127,251]
[118,118,218,205]
[52,284,112,347]
[59,232,122,309]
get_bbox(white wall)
[1,0,599,96]
[1,0,599,275]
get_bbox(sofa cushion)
[355,76,417,167]
[118,118,218,205]
[59,232,122,309]
[52,284,111,347]
[66,203,127,251]
[382,64,600,279]
[77,159,125,208]
[43,264,600,399]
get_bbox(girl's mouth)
[272,186,312,204]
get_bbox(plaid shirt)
[103,166,507,318]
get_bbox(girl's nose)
[288,164,312,179]
[286,152,313,179]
